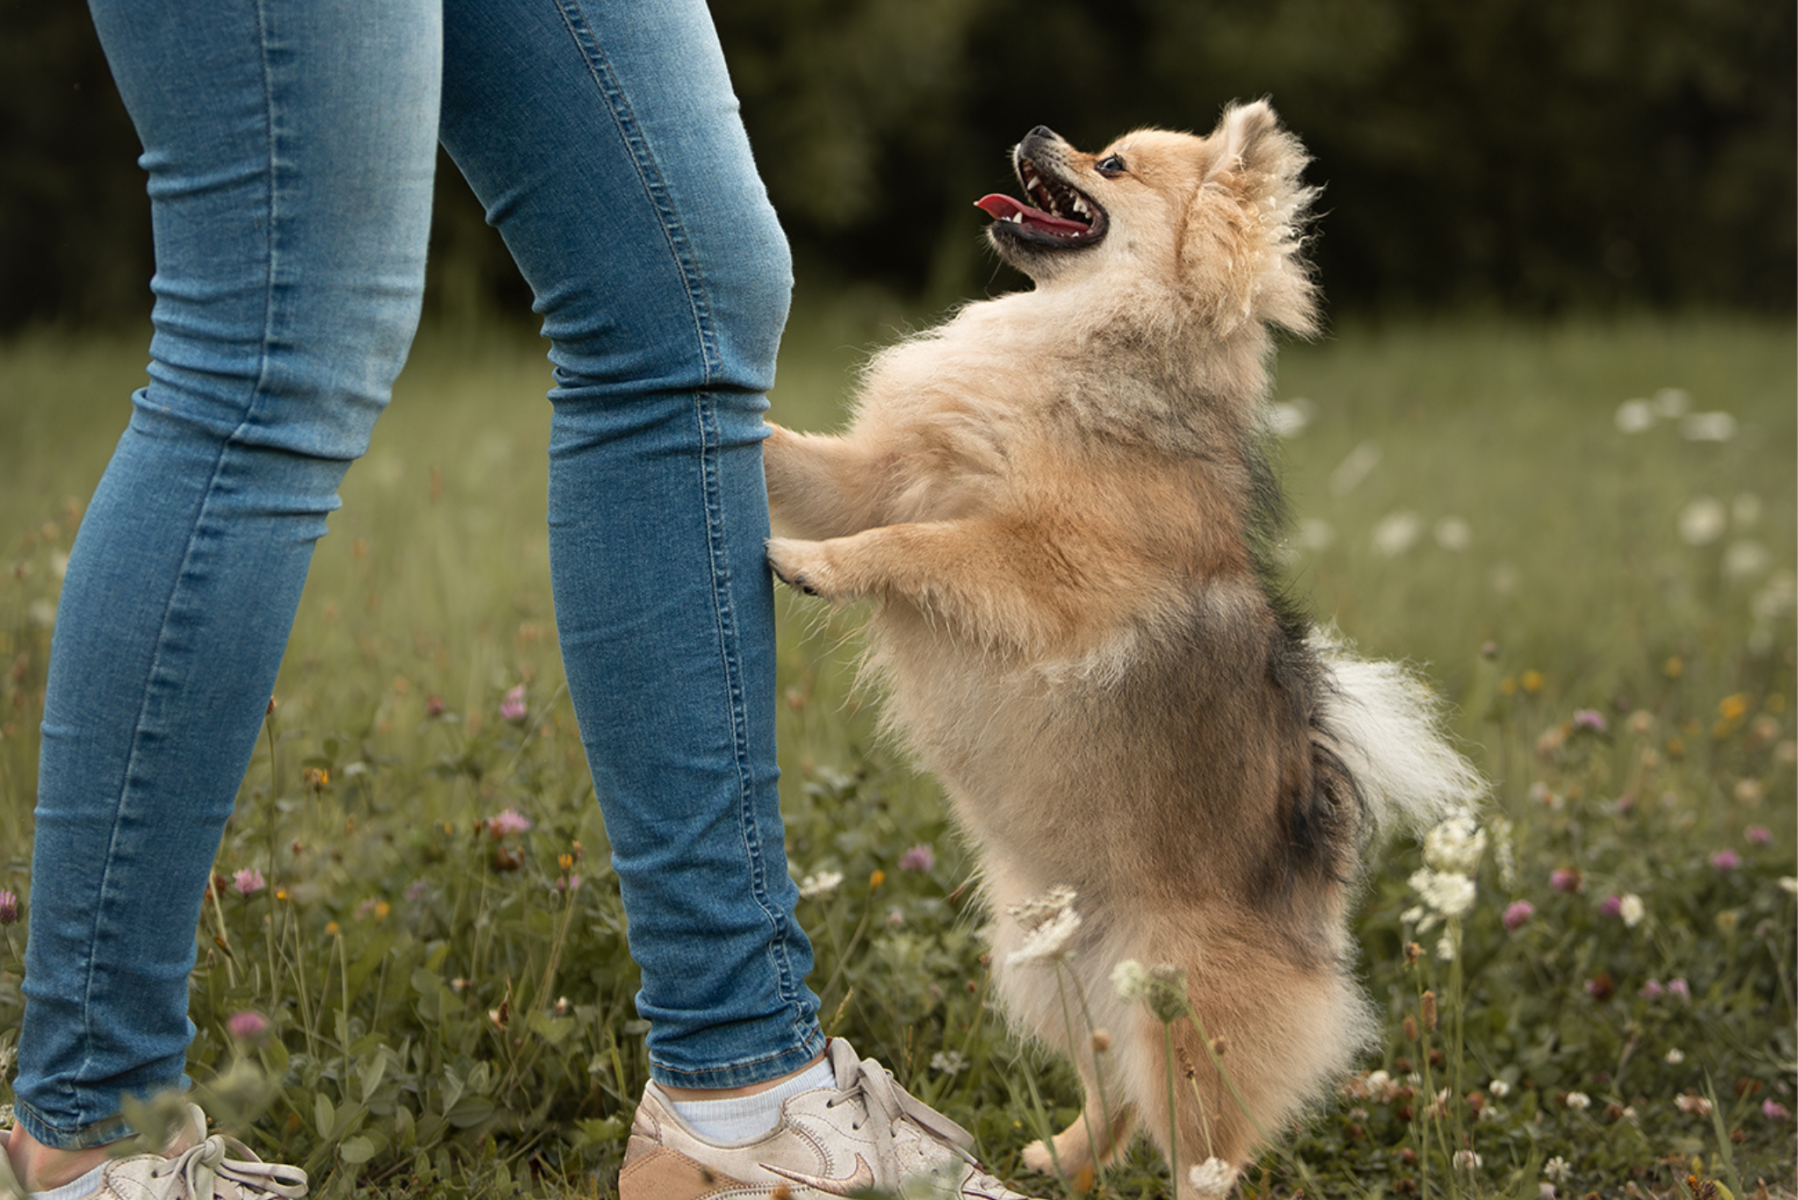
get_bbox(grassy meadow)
[0,303,1794,1199]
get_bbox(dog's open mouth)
[975,157,1107,247]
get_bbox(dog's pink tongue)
[974,193,1089,236]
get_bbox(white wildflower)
[1423,813,1487,874]
[1007,904,1083,965]
[1188,1157,1236,1197]
[1269,398,1314,439]
[1436,931,1457,962]
[1564,1091,1590,1111]
[1478,1103,1504,1122]
[1408,868,1476,920]
[1614,398,1655,433]
[798,871,843,899]
[1488,1079,1510,1098]
[1373,510,1424,557]
[1621,1105,1638,1124]
[1543,1156,1571,1183]
[1678,496,1727,546]
[1006,885,1077,930]
[1618,893,1645,928]
[1453,1149,1482,1172]
[1111,959,1151,1001]
[1680,411,1737,442]
[1367,1070,1399,1103]
[1724,540,1771,582]
[929,1050,968,1076]
[1329,440,1381,496]
[1297,517,1335,551]
[1676,1093,1712,1116]
[1653,387,1691,418]
[1433,516,1473,551]
[1781,876,1798,895]
[1489,815,1517,890]
[1665,1047,1684,1065]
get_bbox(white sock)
[667,1059,835,1144]
[33,1164,107,1200]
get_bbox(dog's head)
[976,102,1318,337]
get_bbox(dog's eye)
[1094,155,1127,178]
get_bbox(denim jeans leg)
[439,0,824,1087]
[16,0,439,1149]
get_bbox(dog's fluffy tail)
[1310,629,1486,838]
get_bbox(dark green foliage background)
[2,0,1793,330]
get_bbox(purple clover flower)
[1502,900,1534,930]
[899,843,936,872]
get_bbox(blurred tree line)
[2,0,1790,331]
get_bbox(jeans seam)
[551,0,720,386]
[693,394,804,1020]
[69,0,287,1120]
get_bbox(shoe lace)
[146,1134,308,1199]
[828,1048,979,1189]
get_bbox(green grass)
[0,306,1793,1199]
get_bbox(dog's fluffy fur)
[763,103,1483,1194]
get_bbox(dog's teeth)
[1072,197,1090,217]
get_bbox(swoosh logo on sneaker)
[759,1153,875,1196]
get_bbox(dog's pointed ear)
[1204,99,1286,187]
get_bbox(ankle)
[6,1123,113,1192]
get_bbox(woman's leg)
[15,0,439,1153]
[438,0,823,1087]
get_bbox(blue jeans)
[16,0,823,1150]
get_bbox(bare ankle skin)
[5,1122,115,1193]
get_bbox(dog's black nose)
[1029,125,1058,141]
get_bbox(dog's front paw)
[1019,1139,1057,1176]
[765,537,836,598]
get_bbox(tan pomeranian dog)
[762,102,1482,1196]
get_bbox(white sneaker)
[619,1038,1041,1199]
[0,1105,306,1200]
